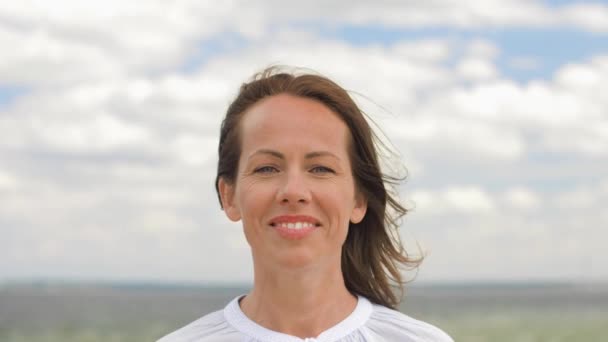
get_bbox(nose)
[277,169,311,205]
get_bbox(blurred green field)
[2,314,606,342]
[425,312,607,341]
[1,283,606,342]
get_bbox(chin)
[267,248,322,270]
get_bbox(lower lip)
[272,224,318,239]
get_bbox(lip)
[269,215,321,240]
[269,215,321,226]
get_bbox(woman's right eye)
[254,166,279,174]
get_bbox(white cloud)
[0,170,19,190]
[559,3,608,33]
[31,113,150,152]
[2,0,607,87]
[406,182,607,282]
[171,134,217,166]
[387,115,526,161]
[229,0,608,33]
[556,56,608,99]
[0,1,234,86]
[391,39,452,63]
[415,54,608,158]
[339,0,546,28]
[0,25,123,86]
[464,39,500,60]
[456,58,499,81]
[442,186,496,212]
[409,186,496,214]
[455,39,500,80]
[503,187,541,210]
[552,186,602,210]
[1,1,608,284]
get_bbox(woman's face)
[219,94,367,270]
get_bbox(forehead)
[238,94,351,154]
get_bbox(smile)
[274,222,316,230]
[269,215,321,239]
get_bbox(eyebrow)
[248,149,341,161]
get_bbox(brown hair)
[215,66,421,309]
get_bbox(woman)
[158,67,453,341]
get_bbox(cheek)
[237,181,276,221]
[320,189,355,223]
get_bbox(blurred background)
[1,0,607,341]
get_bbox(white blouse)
[157,295,453,342]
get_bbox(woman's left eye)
[310,166,335,174]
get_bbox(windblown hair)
[214,66,422,309]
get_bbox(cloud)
[3,31,607,282]
[405,181,607,282]
[0,170,18,190]
[0,0,235,87]
[2,1,608,87]
[409,185,544,221]
[503,187,541,210]
[391,39,452,63]
[33,113,150,152]
[1,1,607,283]
[407,54,608,159]
[388,115,527,161]
[456,58,499,81]
[552,184,605,210]
[464,39,501,60]
[559,2,608,33]
[235,0,608,32]
[171,134,218,166]
[410,186,496,214]
[0,25,123,86]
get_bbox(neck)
[240,261,358,339]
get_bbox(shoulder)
[156,309,239,342]
[364,303,454,342]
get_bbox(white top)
[157,296,453,342]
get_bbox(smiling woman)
[157,67,453,342]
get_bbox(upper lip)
[269,215,321,226]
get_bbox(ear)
[218,177,241,222]
[350,191,368,224]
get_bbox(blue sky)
[319,25,608,83]
[0,86,24,107]
[174,23,608,84]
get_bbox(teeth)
[276,222,315,230]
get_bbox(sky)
[0,0,607,285]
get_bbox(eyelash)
[310,166,335,174]
[254,166,279,174]
[253,165,335,174]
